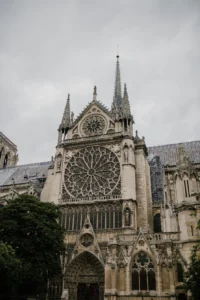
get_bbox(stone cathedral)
[0,57,200,300]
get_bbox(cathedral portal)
[65,251,104,300]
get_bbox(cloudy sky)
[0,0,199,164]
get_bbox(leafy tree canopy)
[185,245,200,300]
[184,212,200,300]
[0,195,65,284]
[0,242,21,293]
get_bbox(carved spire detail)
[61,94,71,129]
[122,83,131,117]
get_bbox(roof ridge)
[0,161,51,170]
[148,140,200,149]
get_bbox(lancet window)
[132,252,156,291]
[153,213,162,233]
[183,179,190,198]
[61,204,122,231]
[149,156,164,204]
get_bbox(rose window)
[64,146,121,199]
[82,115,106,136]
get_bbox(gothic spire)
[122,83,131,117]
[61,94,71,128]
[112,55,122,111]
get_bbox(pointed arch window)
[81,208,87,227]
[115,205,122,228]
[90,207,97,230]
[132,252,156,291]
[73,209,78,231]
[153,213,161,233]
[183,175,190,198]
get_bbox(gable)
[68,101,115,139]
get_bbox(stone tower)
[0,132,18,168]
[41,57,194,300]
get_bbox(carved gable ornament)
[117,246,128,268]
[130,230,157,264]
[69,215,104,265]
[70,100,116,139]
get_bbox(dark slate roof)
[0,161,51,187]
[148,141,200,166]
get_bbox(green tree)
[0,242,22,294]
[185,215,200,299]
[185,246,200,300]
[0,195,65,295]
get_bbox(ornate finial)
[93,86,97,101]
[124,83,127,94]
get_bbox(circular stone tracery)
[64,146,121,199]
[82,115,106,136]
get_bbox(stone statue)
[125,208,130,226]
[57,154,62,170]
[124,147,129,163]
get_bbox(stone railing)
[60,194,122,204]
[145,232,179,243]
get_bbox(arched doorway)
[65,251,104,300]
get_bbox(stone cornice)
[57,132,125,149]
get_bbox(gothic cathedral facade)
[40,56,200,300]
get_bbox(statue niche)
[56,153,62,171]
[124,207,131,226]
[123,145,129,164]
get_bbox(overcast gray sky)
[0,0,200,164]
